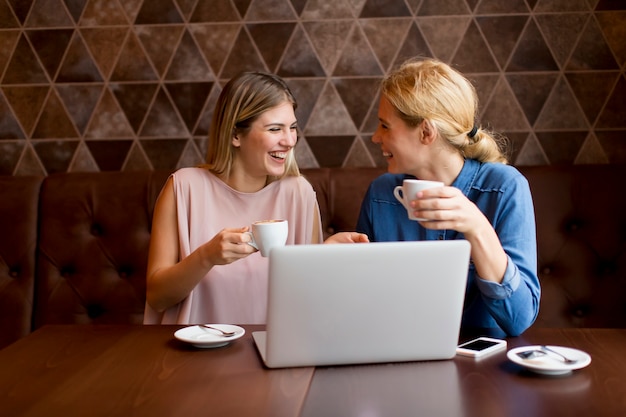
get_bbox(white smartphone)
[456,337,507,358]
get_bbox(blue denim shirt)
[356,159,540,336]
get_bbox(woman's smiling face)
[372,96,424,175]
[232,101,298,180]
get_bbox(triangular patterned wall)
[0,0,624,175]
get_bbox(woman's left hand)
[324,232,370,244]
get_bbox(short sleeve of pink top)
[143,167,323,325]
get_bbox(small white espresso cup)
[246,219,288,257]
[393,179,444,221]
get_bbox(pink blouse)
[144,167,322,325]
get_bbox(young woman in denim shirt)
[356,58,540,337]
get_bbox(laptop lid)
[252,240,470,368]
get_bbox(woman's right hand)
[200,226,258,266]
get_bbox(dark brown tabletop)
[0,325,625,417]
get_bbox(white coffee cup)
[393,179,444,221]
[246,219,288,257]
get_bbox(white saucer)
[507,345,591,375]
[174,324,245,348]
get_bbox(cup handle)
[393,186,409,210]
[245,231,258,250]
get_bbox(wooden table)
[0,325,625,416]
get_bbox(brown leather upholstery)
[34,171,170,330]
[1,165,626,349]
[0,175,43,350]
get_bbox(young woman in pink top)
[144,72,366,325]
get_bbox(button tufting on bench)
[91,223,103,236]
[9,267,20,278]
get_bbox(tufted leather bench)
[1,165,626,349]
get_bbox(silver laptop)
[252,240,471,368]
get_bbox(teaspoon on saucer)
[199,325,237,337]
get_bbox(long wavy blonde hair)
[382,58,508,163]
[202,72,300,181]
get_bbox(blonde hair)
[382,58,508,164]
[202,72,300,180]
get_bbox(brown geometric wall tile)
[477,0,529,13]
[0,90,24,139]
[419,17,470,63]
[504,131,530,164]
[0,140,24,175]
[139,88,188,137]
[452,21,499,73]
[333,24,382,76]
[596,11,626,66]
[394,23,433,68]
[64,0,87,23]
[56,84,103,134]
[32,139,78,174]
[0,1,20,28]
[417,0,469,15]
[535,0,590,12]
[596,75,626,128]
[68,141,99,173]
[302,21,350,74]
[514,133,549,166]
[222,29,268,78]
[120,0,143,23]
[301,0,352,19]
[332,78,381,131]
[26,29,74,79]
[566,17,619,70]
[476,15,528,69]
[32,89,79,138]
[535,13,589,68]
[245,0,297,21]
[304,83,357,135]
[14,143,46,176]
[86,139,133,171]
[2,34,49,84]
[481,77,530,131]
[56,32,104,82]
[175,0,198,20]
[140,138,187,170]
[2,86,48,136]
[110,32,158,81]
[0,30,19,75]
[79,0,128,26]
[537,131,588,164]
[364,0,411,17]
[277,25,325,77]
[284,78,325,129]
[507,19,558,71]
[165,82,214,132]
[85,89,134,138]
[122,141,152,171]
[534,77,589,130]
[110,83,158,133]
[360,18,412,71]
[81,27,129,78]
[306,136,355,168]
[165,30,214,81]
[566,71,619,124]
[1,0,625,175]
[343,137,376,168]
[506,73,558,125]
[6,0,33,24]
[25,0,73,27]
[190,23,240,76]
[190,0,240,22]
[574,134,609,164]
[596,131,626,163]
[134,0,183,24]
[248,23,296,72]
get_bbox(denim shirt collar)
[451,158,481,195]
